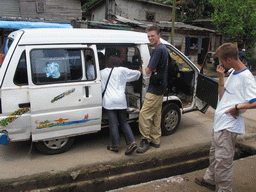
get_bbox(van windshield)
[0,38,14,67]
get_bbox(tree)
[150,0,214,22]
[178,0,214,22]
[82,0,97,9]
[211,0,256,57]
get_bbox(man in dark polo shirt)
[137,25,168,153]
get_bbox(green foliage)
[248,57,256,71]
[211,0,256,57]
[146,0,214,22]
[180,0,214,22]
[82,0,98,10]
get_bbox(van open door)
[196,73,219,111]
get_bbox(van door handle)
[84,86,89,97]
[19,102,30,108]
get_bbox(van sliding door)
[26,45,102,141]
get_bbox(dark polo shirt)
[147,43,168,95]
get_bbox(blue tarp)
[0,20,73,29]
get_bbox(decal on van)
[35,114,99,129]
[51,88,75,103]
[0,108,30,127]
[44,62,60,79]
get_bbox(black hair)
[106,56,121,68]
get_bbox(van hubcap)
[164,110,178,131]
[43,138,68,149]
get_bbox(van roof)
[16,28,155,45]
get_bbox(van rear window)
[14,51,28,85]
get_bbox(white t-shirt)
[101,67,141,110]
[214,68,256,134]
[87,64,95,80]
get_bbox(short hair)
[85,55,93,61]
[146,25,160,34]
[215,43,239,61]
[106,56,121,68]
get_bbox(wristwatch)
[235,104,239,110]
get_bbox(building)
[0,0,82,47]
[1,0,82,23]
[82,0,221,65]
[83,0,174,23]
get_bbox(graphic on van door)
[0,108,30,127]
[44,62,61,79]
[35,114,99,129]
[51,88,76,103]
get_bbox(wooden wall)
[19,0,82,22]
[0,0,20,18]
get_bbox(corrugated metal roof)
[114,15,215,33]
[85,0,179,11]
[159,21,215,33]
[114,15,143,26]
[137,0,176,9]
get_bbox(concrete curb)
[1,133,256,192]
[0,142,212,192]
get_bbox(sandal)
[107,145,119,152]
[125,142,137,155]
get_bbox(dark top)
[147,43,169,95]
[239,51,247,64]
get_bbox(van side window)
[98,45,142,105]
[14,51,28,85]
[84,49,96,81]
[97,45,141,70]
[30,49,82,84]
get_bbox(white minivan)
[0,28,218,154]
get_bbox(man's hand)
[216,65,225,76]
[225,106,239,119]
[145,67,156,74]
[138,66,142,73]
[216,64,225,100]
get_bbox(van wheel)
[35,137,74,155]
[161,103,181,136]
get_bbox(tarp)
[0,20,73,29]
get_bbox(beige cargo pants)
[204,129,238,192]
[139,92,163,145]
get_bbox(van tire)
[161,103,181,136]
[35,137,75,155]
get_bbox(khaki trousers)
[204,129,238,192]
[139,92,163,145]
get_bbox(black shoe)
[194,177,216,191]
[136,139,150,153]
[125,142,137,155]
[150,142,160,148]
[107,145,119,152]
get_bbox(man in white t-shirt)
[195,43,256,192]
[85,55,95,80]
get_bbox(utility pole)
[105,0,110,20]
[171,0,176,44]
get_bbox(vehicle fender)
[163,95,182,109]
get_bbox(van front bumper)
[0,132,8,145]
